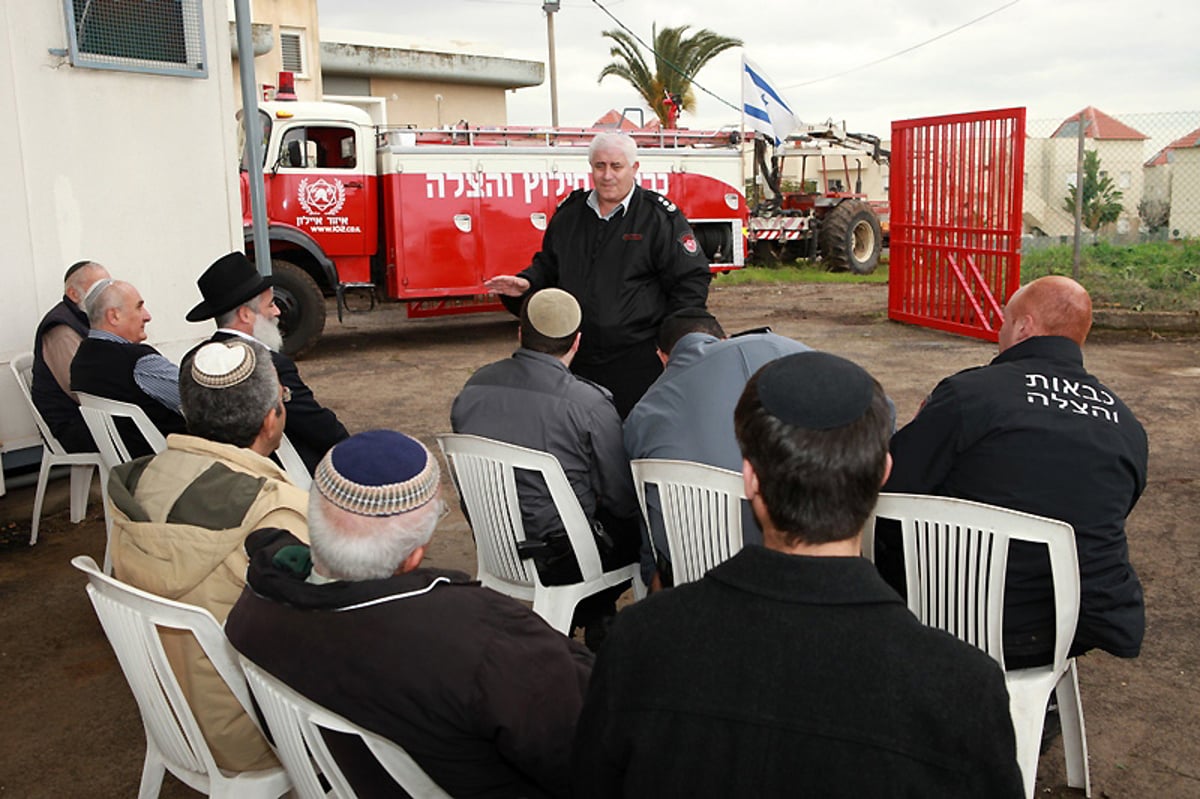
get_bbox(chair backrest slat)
[630,459,746,585]
[866,493,1080,672]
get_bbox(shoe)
[583,615,615,653]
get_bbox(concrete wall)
[229,0,322,104]
[1,3,242,453]
[1169,148,1200,238]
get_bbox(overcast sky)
[317,0,1198,141]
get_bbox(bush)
[1021,241,1200,311]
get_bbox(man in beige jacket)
[108,338,308,772]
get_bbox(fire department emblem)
[297,178,346,216]
[680,232,699,254]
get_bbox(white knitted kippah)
[191,341,256,389]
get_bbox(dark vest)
[71,336,187,459]
[32,299,94,451]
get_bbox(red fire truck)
[239,99,748,356]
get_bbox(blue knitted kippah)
[756,351,874,430]
[314,430,440,516]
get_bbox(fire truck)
[239,97,748,356]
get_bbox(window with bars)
[279,28,306,76]
[63,0,208,78]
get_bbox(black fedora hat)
[186,252,276,322]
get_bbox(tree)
[598,24,742,127]
[1063,149,1124,233]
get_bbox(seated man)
[884,275,1148,667]
[573,352,1023,797]
[109,339,309,773]
[451,288,641,648]
[226,430,593,799]
[31,259,110,452]
[186,251,349,472]
[623,308,809,586]
[70,278,186,457]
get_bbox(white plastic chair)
[10,352,103,546]
[275,433,312,491]
[240,658,452,799]
[630,458,747,585]
[862,493,1090,799]
[436,433,646,633]
[77,392,167,573]
[71,555,291,799]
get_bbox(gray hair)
[588,132,638,165]
[308,491,441,581]
[179,339,280,447]
[83,279,123,325]
[215,300,257,329]
[65,261,107,299]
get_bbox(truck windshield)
[236,110,273,171]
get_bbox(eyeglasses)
[436,499,451,522]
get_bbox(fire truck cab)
[240,100,748,356]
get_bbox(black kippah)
[757,351,874,430]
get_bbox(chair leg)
[98,470,115,576]
[29,458,53,546]
[68,464,95,523]
[1056,660,1091,796]
[1006,685,1049,799]
[137,748,167,799]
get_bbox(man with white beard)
[187,252,348,473]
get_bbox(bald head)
[86,280,152,343]
[998,276,1092,352]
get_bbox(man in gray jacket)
[451,288,640,649]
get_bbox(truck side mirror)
[286,139,304,168]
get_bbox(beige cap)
[526,288,581,338]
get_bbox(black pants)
[572,342,663,420]
[536,507,641,629]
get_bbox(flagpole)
[741,55,756,211]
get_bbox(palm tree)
[598,24,742,127]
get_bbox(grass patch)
[716,258,889,287]
[1022,241,1200,311]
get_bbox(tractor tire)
[819,200,882,274]
[271,259,326,359]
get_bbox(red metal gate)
[888,108,1026,341]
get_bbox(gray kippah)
[191,341,256,389]
[526,288,581,338]
[757,351,875,430]
[314,430,440,517]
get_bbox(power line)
[781,0,1022,89]
[588,0,742,115]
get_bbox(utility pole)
[1072,111,1087,280]
[544,1,560,128]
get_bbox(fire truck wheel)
[819,200,882,275]
[271,259,326,359]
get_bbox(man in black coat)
[884,275,1148,667]
[186,252,348,473]
[573,352,1023,798]
[31,259,110,452]
[485,132,711,418]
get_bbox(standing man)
[624,308,810,586]
[227,430,592,798]
[485,132,711,417]
[31,260,111,452]
[885,275,1148,667]
[573,353,1022,797]
[451,289,641,649]
[186,252,348,473]
[70,279,186,457]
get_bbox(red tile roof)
[1051,106,1148,141]
[1145,125,1200,167]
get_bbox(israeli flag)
[743,56,799,148]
